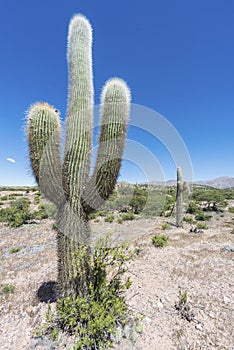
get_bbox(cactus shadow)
[37,281,58,303]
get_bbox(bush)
[129,186,148,214]
[183,216,193,223]
[104,215,114,223]
[89,212,100,220]
[120,212,136,221]
[0,198,31,227]
[186,201,199,214]
[161,222,171,230]
[34,195,41,204]
[0,196,9,201]
[196,222,208,230]
[32,209,49,220]
[0,284,15,298]
[44,237,139,349]
[195,212,212,221]
[152,235,168,247]
[9,247,22,254]
[228,207,234,213]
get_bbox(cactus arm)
[83,78,130,213]
[63,14,94,204]
[27,102,63,206]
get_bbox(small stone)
[157,301,164,309]
[26,305,34,316]
[223,296,230,304]
[195,323,203,331]
[144,316,152,323]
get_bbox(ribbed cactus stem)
[176,167,184,227]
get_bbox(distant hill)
[195,176,234,189]
[147,176,234,189]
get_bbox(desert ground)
[0,190,234,350]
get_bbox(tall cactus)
[176,167,188,227]
[27,14,130,298]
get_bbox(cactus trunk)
[176,167,183,227]
[27,14,130,299]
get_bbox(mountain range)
[148,176,234,189]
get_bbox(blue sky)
[0,0,233,185]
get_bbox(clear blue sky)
[0,0,233,185]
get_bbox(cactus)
[176,167,188,227]
[27,14,130,298]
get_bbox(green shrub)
[0,197,31,227]
[162,193,176,213]
[183,216,193,223]
[161,222,171,230]
[9,247,22,254]
[152,235,168,247]
[0,196,9,201]
[8,193,22,199]
[52,223,57,230]
[44,237,138,349]
[39,203,57,218]
[89,212,100,220]
[32,209,49,220]
[0,284,15,298]
[228,207,234,213]
[195,212,212,221]
[196,222,208,230]
[104,215,114,223]
[34,195,40,204]
[129,186,148,214]
[97,210,108,217]
[186,201,199,214]
[120,212,135,221]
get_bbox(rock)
[223,296,230,304]
[195,323,203,331]
[157,301,164,309]
[221,245,234,252]
[26,305,34,317]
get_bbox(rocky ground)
[0,198,234,349]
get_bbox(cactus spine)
[27,14,130,298]
[176,167,188,227]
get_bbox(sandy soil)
[0,203,234,349]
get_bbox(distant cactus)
[27,14,130,298]
[176,167,188,227]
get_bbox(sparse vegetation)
[120,211,136,221]
[195,212,212,221]
[9,246,22,254]
[0,197,31,227]
[183,216,193,223]
[43,237,138,349]
[161,222,171,230]
[104,215,115,223]
[196,222,208,230]
[152,234,168,247]
[0,284,15,298]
